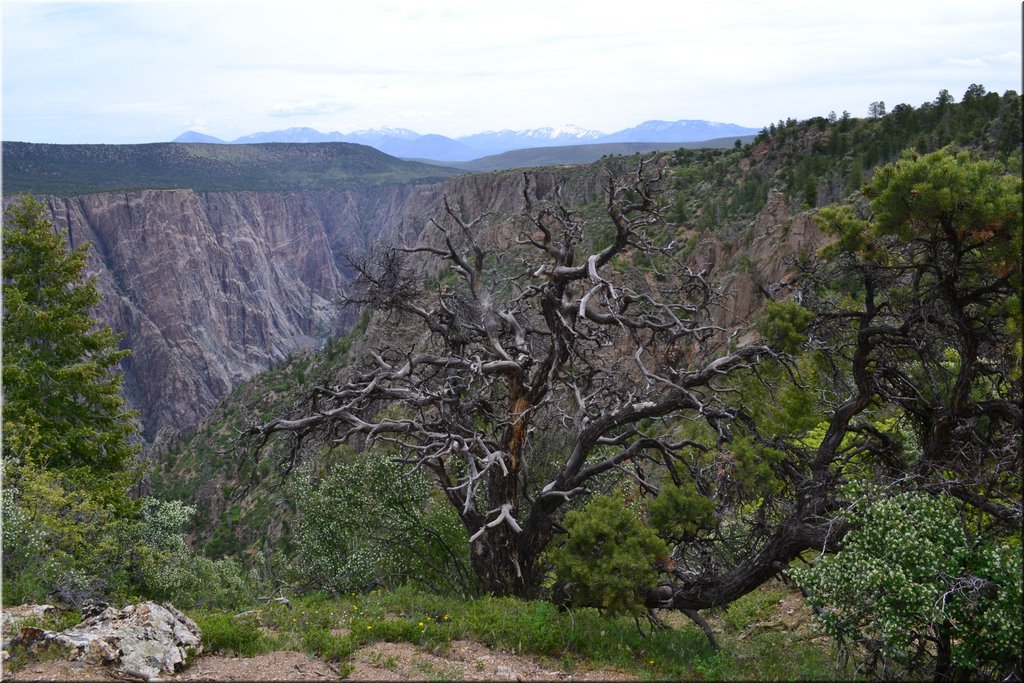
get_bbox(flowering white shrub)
[792,489,1022,680]
[133,497,254,607]
[137,498,195,552]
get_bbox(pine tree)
[2,196,138,479]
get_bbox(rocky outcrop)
[8,601,202,681]
[2,605,59,653]
[689,189,826,343]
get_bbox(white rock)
[15,601,202,681]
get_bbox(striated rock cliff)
[32,169,603,444]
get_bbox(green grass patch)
[300,627,355,661]
[337,586,715,678]
[191,611,265,657]
[185,583,847,679]
[719,583,788,633]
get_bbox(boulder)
[13,601,202,680]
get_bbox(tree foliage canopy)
[291,447,471,595]
[812,149,1021,515]
[2,197,258,608]
[3,197,139,603]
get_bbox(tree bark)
[469,520,549,599]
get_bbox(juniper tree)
[245,161,773,598]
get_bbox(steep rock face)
[35,169,597,444]
[46,190,343,442]
[694,189,825,342]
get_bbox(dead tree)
[245,160,776,597]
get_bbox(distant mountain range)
[172,120,761,162]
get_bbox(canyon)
[6,134,866,451]
[30,168,625,445]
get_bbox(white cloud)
[943,58,987,68]
[268,101,354,118]
[3,0,1021,143]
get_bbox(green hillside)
[2,141,462,195]
[425,136,756,172]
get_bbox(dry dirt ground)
[7,639,638,681]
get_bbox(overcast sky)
[2,0,1020,144]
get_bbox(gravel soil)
[6,640,637,681]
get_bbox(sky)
[2,0,1021,144]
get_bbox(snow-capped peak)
[346,126,421,140]
[522,124,605,139]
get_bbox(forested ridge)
[4,86,1021,680]
[1,141,459,195]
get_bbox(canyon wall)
[36,169,603,443]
